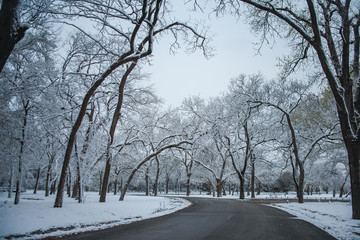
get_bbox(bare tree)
[250,81,340,203]
[53,0,208,207]
[219,0,360,219]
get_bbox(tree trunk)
[222,182,226,196]
[100,144,112,202]
[153,157,160,196]
[216,179,222,197]
[256,181,261,195]
[239,176,245,199]
[45,154,54,197]
[346,143,360,219]
[293,163,305,203]
[339,184,345,198]
[165,175,169,194]
[250,155,255,199]
[174,178,178,194]
[8,165,13,198]
[186,174,191,196]
[114,180,117,195]
[339,175,348,198]
[50,179,56,195]
[145,169,149,196]
[14,103,28,205]
[66,168,71,197]
[120,169,139,201]
[0,0,28,73]
[119,178,123,195]
[100,62,137,203]
[33,167,40,194]
[99,171,103,195]
[76,160,83,203]
[72,180,78,198]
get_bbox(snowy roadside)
[270,202,360,240]
[0,191,191,240]
[167,192,359,239]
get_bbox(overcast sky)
[144,2,291,108]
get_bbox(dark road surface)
[58,198,335,240]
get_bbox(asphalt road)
[58,198,335,240]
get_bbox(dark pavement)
[58,197,335,240]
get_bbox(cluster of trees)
[0,0,359,219]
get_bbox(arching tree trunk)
[119,141,191,201]
[66,168,71,197]
[153,157,160,196]
[100,62,137,203]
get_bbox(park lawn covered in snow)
[1,190,359,240]
[272,201,360,240]
[0,190,191,239]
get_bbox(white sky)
[144,2,291,108]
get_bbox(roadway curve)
[58,197,335,240]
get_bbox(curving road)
[58,198,335,240]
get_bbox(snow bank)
[271,202,360,240]
[0,191,191,239]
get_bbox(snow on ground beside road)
[166,191,359,239]
[1,190,357,240]
[271,202,360,240]
[0,191,191,240]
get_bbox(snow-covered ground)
[0,191,191,240]
[1,190,358,240]
[272,202,360,240]
[166,192,359,240]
